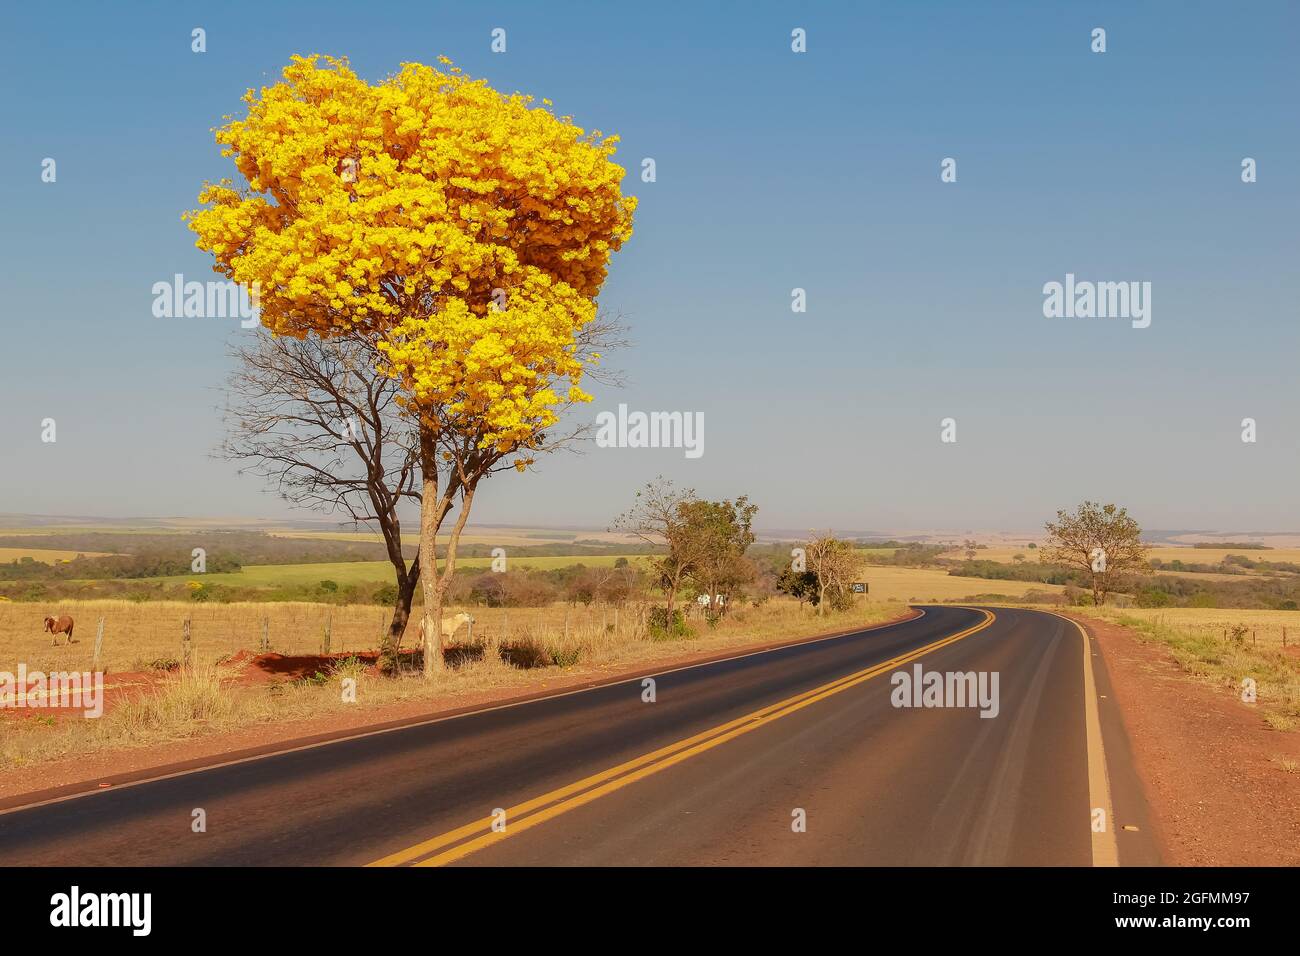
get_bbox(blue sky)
[1,1,1296,532]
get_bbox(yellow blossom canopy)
[187,54,635,453]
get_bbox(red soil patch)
[0,669,161,724]
[1070,613,1300,866]
[1,646,472,726]
[223,649,376,685]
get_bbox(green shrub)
[647,607,694,640]
[549,643,587,667]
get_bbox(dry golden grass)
[0,598,864,673]
[0,547,113,562]
[1147,569,1250,582]
[937,545,1044,563]
[266,526,643,548]
[856,565,1065,601]
[1146,546,1300,566]
[1098,607,1300,649]
[1085,606,1300,732]
[0,600,403,674]
[0,596,912,768]
[942,544,1300,572]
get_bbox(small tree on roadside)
[679,495,758,618]
[614,478,705,625]
[803,533,864,616]
[1043,501,1149,606]
[614,480,759,623]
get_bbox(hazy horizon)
[3,510,1297,548]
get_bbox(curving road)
[0,605,1159,866]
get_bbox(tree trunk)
[378,557,419,673]
[419,528,444,676]
[416,425,479,678]
[418,429,445,677]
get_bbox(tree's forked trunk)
[419,471,445,678]
[417,425,446,678]
[379,561,419,673]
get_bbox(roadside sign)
[851,582,867,594]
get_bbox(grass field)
[0,596,913,676]
[1146,546,1300,566]
[854,566,1065,602]
[937,546,1044,563]
[939,544,1300,569]
[126,559,1063,600]
[267,528,641,548]
[1085,606,1300,731]
[1095,607,1300,648]
[0,600,396,672]
[0,547,113,563]
[134,554,645,589]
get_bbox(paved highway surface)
[0,605,1159,866]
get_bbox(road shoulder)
[1067,612,1300,866]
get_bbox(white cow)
[418,611,475,643]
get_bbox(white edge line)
[1041,608,1119,867]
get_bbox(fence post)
[322,613,332,657]
[93,617,105,671]
[182,616,192,669]
[261,616,269,653]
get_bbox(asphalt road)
[0,605,1159,866]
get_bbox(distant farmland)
[138,554,645,589]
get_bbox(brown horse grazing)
[43,615,75,645]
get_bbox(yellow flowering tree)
[187,55,635,674]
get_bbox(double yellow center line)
[368,609,995,867]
